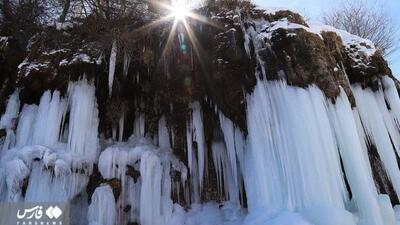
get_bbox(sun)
[169,0,191,21]
[138,0,221,73]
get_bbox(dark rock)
[366,138,399,205]
[126,165,140,182]
[270,28,340,99]
[268,10,308,27]
[0,129,6,138]
[123,204,131,213]
[0,37,24,114]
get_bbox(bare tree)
[323,0,398,56]
[59,0,71,22]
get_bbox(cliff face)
[1,3,400,225]
[2,6,393,131]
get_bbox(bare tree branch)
[323,0,399,56]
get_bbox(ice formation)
[3,76,400,225]
[158,116,172,151]
[3,15,400,225]
[97,135,187,225]
[186,102,206,202]
[245,80,348,212]
[0,79,98,204]
[88,185,116,225]
[108,39,117,96]
[0,90,20,152]
[351,84,400,200]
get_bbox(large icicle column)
[351,84,400,199]
[243,79,392,225]
[186,102,206,203]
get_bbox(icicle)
[186,122,193,175]
[88,185,116,225]
[31,91,66,146]
[15,105,37,147]
[352,84,400,200]
[374,88,400,155]
[158,116,171,150]
[218,112,245,186]
[123,49,131,78]
[108,39,117,97]
[112,126,117,140]
[140,151,163,225]
[382,77,400,128]
[67,79,99,162]
[245,80,347,212]
[0,89,20,130]
[118,112,125,142]
[190,102,206,189]
[211,141,240,204]
[134,112,145,137]
[328,88,385,225]
[98,137,186,225]
[43,91,66,147]
[380,77,400,153]
[25,162,89,202]
[1,129,15,151]
[0,90,20,152]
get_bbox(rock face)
[0,37,24,112]
[0,2,399,208]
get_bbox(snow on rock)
[70,53,100,65]
[241,10,378,79]
[17,60,50,77]
[56,22,74,31]
[308,23,376,57]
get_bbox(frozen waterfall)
[2,76,400,225]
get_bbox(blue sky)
[253,0,400,77]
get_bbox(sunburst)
[136,0,222,70]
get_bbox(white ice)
[88,185,116,225]
[108,40,117,96]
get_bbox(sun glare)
[170,0,191,21]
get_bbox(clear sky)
[253,0,400,77]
